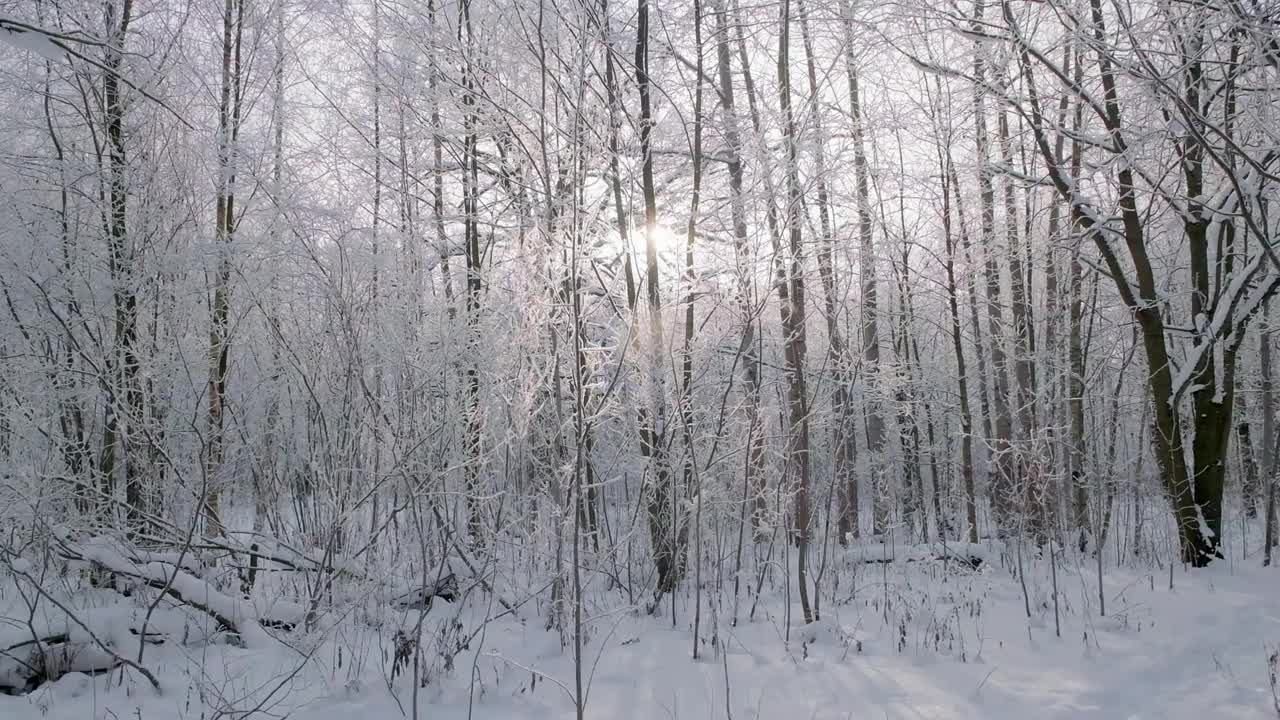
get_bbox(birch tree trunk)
[679,0,705,617]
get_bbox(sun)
[646,223,680,254]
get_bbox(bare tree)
[1264,298,1277,564]
[98,0,145,532]
[798,0,857,549]
[840,0,885,538]
[777,0,814,624]
[929,77,978,542]
[205,0,247,538]
[1004,0,1280,564]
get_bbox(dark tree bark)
[1263,299,1276,564]
[636,0,683,599]
[460,0,485,543]
[936,108,979,543]
[777,0,814,624]
[205,0,245,539]
[1008,0,1280,565]
[99,0,145,533]
[1239,416,1260,519]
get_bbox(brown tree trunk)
[778,0,814,624]
[1013,0,1243,565]
[890,127,926,542]
[636,0,682,598]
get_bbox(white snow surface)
[3,544,1279,719]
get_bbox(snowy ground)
[3,541,1279,719]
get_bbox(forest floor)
[3,539,1279,719]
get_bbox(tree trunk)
[1263,299,1276,564]
[636,0,682,598]
[971,0,1014,536]
[996,93,1041,538]
[938,126,978,543]
[890,127,926,542]
[1065,45,1090,544]
[798,0,856,548]
[679,0,705,614]
[460,0,485,543]
[731,0,785,539]
[1013,0,1259,565]
[778,0,814,624]
[943,147,984,542]
[595,1,651,542]
[99,0,144,533]
[840,0,884,537]
[712,0,767,549]
[1239,415,1260,519]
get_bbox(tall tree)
[1263,300,1276,565]
[711,0,767,556]
[777,0,814,624]
[1007,0,1280,564]
[937,115,979,543]
[636,0,682,601]
[971,0,1015,535]
[797,0,857,548]
[98,0,145,532]
[839,0,884,537]
[460,0,485,542]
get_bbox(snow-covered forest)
[1,0,1278,717]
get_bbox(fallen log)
[0,635,117,696]
[391,573,459,611]
[58,538,305,644]
[2,566,163,693]
[845,542,996,569]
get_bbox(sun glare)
[647,223,679,254]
